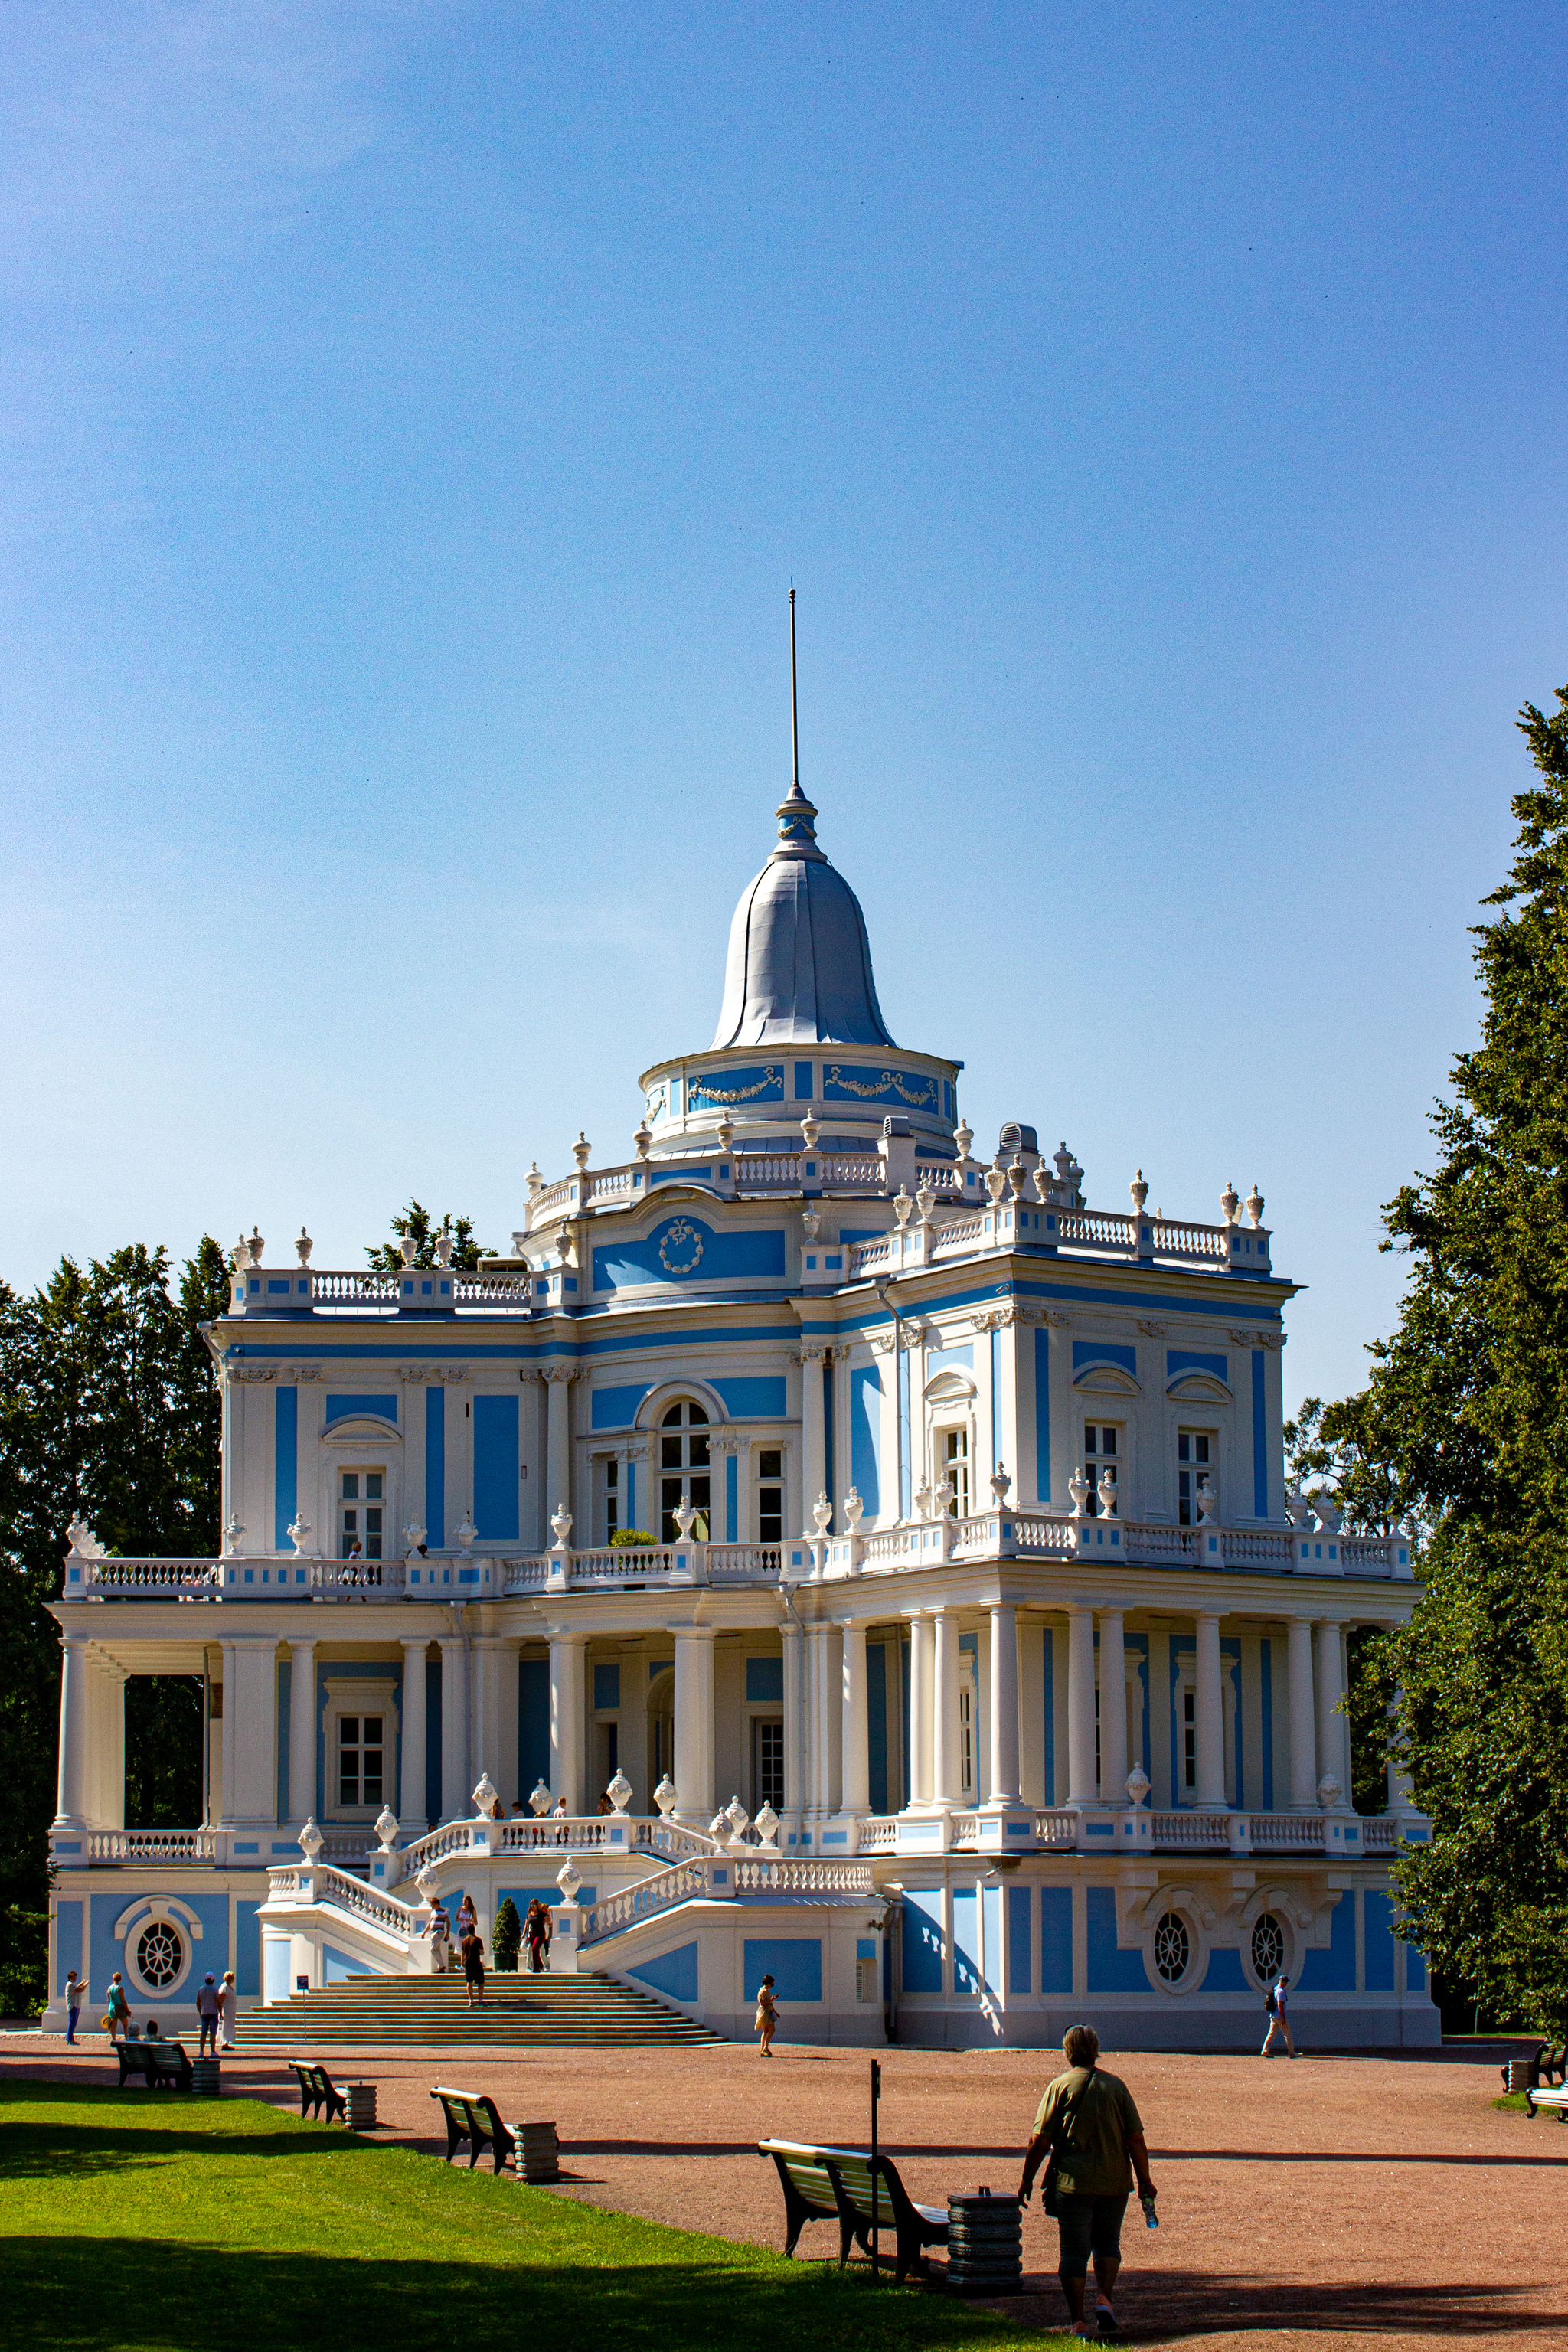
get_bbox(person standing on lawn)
[1261,1972,1297,2058]
[64,1971,83,2045]
[1018,2024,1157,2342]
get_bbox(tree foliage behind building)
[1326,687,1568,2031]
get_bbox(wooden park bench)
[116,2040,192,2092]
[757,2138,949,2284]
[1499,2043,1566,2094]
[432,2086,518,2174]
[289,2061,347,2123]
[1524,2082,1568,2122]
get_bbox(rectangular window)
[1083,1425,1119,1515]
[338,1714,384,1808]
[1182,1687,1197,1792]
[754,1718,785,1814]
[340,1470,384,1560]
[942,1427,970,1518]
[1178,1431,1215,1526]
[959,1681,974,1798]
[756,1449,783,1544]
[604,1457,619,1542]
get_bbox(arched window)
[1153,1911,1191,1984]
[660,1401,710,1542]
[1250,1912,1285,1984]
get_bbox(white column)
[103,1662,126,1829]
[840,1621,869,1815]
[1097,1609,1127,1805]
[1066,1605,1097,1805]
[54,1633,92,1828]
[398,1639,427,1831]
[1194,1614,1227,1808]
[672,1628,715,1822]
[545,1367,573,1540]
[439,1636,467,1822]
[799,1344,827,1534]
[549,1634,587,1814]
[906,1613,932,1808]
[1316,1619,1345,1802]
[1287,1615,1318,1809]
[289,1638,318,1824]
[781,1618,804,1831]
[932,1609,962,1808]
[988,1602,1021,1805]
[220,1638,279,1828]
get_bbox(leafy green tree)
[0,1238,228,2007]
[1327,686,1568,2032]
[492,1896,521,1971]
[367,1202,490,1273]
[1283,1394,1419,1537]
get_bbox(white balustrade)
[856,1816,898,1853]
[76,1559,220,1596]
[1220,1530,1298,1570]
[1034,1809,1079,1847]
[949,1812,981,1849]
[309,1272,402,1305]
[85,1828,217,1864]
[1250,1813,1328,1850]
[706,1544,782,1582]
[1151,1811,1234,1847]
[1360,1817,1401,1851]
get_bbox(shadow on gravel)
[962,2267,1563,2343]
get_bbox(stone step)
[234,1969,722,2047]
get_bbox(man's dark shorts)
[1055,2193,1129,2275]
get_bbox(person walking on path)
[64,1971,83,2046]
[1019,2024,1156,2342]
[1261,1971,1297,2058]
[104,1973,131,2043]
[218,1971,239,2051]
[461,1927,486,2008]
[195,1974,220,2056]
[754,1972,778,2058]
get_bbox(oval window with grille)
[1153,1911,1191,1984]
[136,1920,184,1991]
[1251,1912,1285,1984]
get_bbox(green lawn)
[0,2082,1067,2351]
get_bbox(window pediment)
[1073,1364,1141,1397]
[1166,1373,1232,1405]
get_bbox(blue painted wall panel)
[1364,1890,1396,1991]
[472,1393,520,1543]
[55,1900,83,1996]
[234,1903,263,1998]
[324,1393,398,1426]
[744,1938,822,2002]
[276,1660,292,1823]
[725,1450,738,1540]
[713,1377,788,1420]
[628,1942,700,2003]
[593,1663,621,1712]
[1008,1883,1031,1994]
[1301,1893,1357,1991]
[519,1658,549,1798]
[850,1364,882,1517]
[273,1386,297,1552]
[1034,1326,1050,1504]
[1040,1886,1073,1993]
[1252,1351,1269,1517]
[1073,1341,1137,1378]
[593,1220,786,1292]
[1086,1887,1147,1991]
[1167,1351,1228,1382]
[425,1385,446,1546]
[1201,1948,1249,1992]
[901,1890,945,1993]
[952,1887,981,1995]
[591,1383,647,1430]
[746,1656,784,1704]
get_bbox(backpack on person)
[1264,1988,1277,2016]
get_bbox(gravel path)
[6,2036,1565,2350]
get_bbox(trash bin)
[191,2059,221,2097]
[516,2122,559,2182]
[1506,2058,1539,2096]
[345,2082,377,2131]
[946,2187,1022,2295]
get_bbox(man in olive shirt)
[1018,2024,1156,2339]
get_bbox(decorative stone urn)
[1285,1487,1312,1528]
[913,1477,933,1522]
[223,1514,245,1555]
[1097,1468,1118,1518]
[844,1488,864,1531]
[472,1772,498,1817]
[954,1119,973,1161]
[287,1513,312,1557]
[916,1180,936,1224]
[708,1809,731,1841]
[296,1227,314,1265]
[606,1770,633,1815]
[893,1186,913,1228]
[985,1166,1008,1205]
[298,1816,324,1862]
[753,1803,780,1852]
[415,1863,438,1900]
[1197,1481,1219,1525]
[403,1519,427,1556]
[550,1504,573,1551]
[374,1807,400,1851]
[801,1110,820,1150]
[653,1776,678,1818]
[454,1511,478,1553]
[991,1465,1012,1506]
[529,1779,553,1817]
[812,1492,833,1535]
[725,1795,750,1840]
[1316,1772,1344,1811]
[1068,1468,1090,1520]
[556,1859,582,1903]
[673,1499,697,1541]
[1125,1766,1152,1808]
[1129,1170,1149,1214]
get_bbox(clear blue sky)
[5,2,1566,1414]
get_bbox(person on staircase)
[461,1924,486,2009]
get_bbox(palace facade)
[46,770,1435,2047]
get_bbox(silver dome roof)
[710,782,895,1050]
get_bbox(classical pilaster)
[987,1602,1021,1806]
[548,1632,587,1814]
[1017,1615,1047,1808]
[906,1612,933,1808]
[398,1638,428,1831]
[217,1637,280,1828]
[1194,1613,1227,1809]
[439,1636,467,1824]
[672,1627,716,1822]
[1286,1615,1318,1810]
[780,1617,804,1838]
[544,1365,575,1542]
[931,1609,962,1809]
[797,1342,829,1534]
[289,1638,318,1824]
[1066,1605,1097,1806]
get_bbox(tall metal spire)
[773,583,821,858]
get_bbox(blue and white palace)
[45,768,1436,2048]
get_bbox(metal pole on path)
[870,2059,881,2278]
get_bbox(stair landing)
[235,1970,723,2049]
